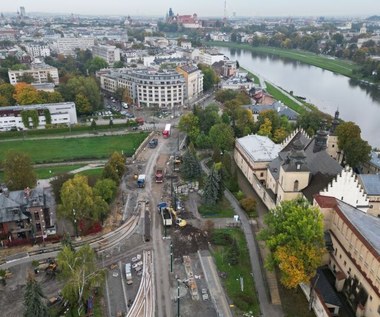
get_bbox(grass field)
[212,228,260,315]
[0,123,129,140]
[265,82,308,114]
[240,67,260,84]
[198,196,235,218]
[210,42,357,78]
[79,168,104,177]
[0,133,149,164]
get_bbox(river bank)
[209,41,368,81]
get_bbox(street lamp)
[73,209,78,238]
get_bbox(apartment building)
[99,69,185,108]
[54,37,95,55]
[198,49,225,66]
[176,65,203,102]
[25,44,51,58]
[8,62,59,85]
[315,195,380,317]
[92,45,120,65]
[0,102,77,131]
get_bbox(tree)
[93,178,117,203]
[198,63,220,91]
[203,166,222,205]
[51,173,74,204]
[3,151,36,190]
[113,60,124,68]
[336,121,371,168]
[75,93,91,114]
[259,198,325,289]
[209,123,235,151]
[13,83,42,105]
[240,197,257,217]
[195,104,221,134]
[258,118,273,137]
[23,272,49,317]
[178,112,200,142]
[58,175,95,228]
[102,152,126,183]
[85,56,108,74]
[273,127,288,143]
[297,111,323,136]
[180,150,201,180]
[57,245,105,315]
[0,83,16,106]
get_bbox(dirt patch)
[171,224,210,258]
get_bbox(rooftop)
[237,134,282,162]
[358,174,380,195]
[369,151,380,169]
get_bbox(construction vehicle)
[161,207,173,227]
[169,207,187,227]
[125,263,133,285]
[155,154,168,183]
[162,123,171,138]
[137,174,146,188]
[173,153,182,172]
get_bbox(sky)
[3,0,379,17]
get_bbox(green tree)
[240,197,257,217]
[198,63,219,91]
[75,93,91,114]
[203,165,223,205]
[195,104,221,134]
[297,111,323,136]
[0,83,16,106]
[336,121,371,168]
[93,178,117,203]
[102,152,126,183]
[113,60,124,68]
[178,112,200,142]
[209,123,235,151]
[259,198,325,289]
[180,150,201,180]
[4,151,36,190]
[57,245,105,315]
[215,89,238,103]
[19,73,34,84]
[58,174,95,228]
[85,56,108,74]
[23,272,49,317]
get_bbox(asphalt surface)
[201,159,284,317]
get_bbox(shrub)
[235,190,244,201]
[211,231,233,246]
[240,197,257,217]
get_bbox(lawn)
[210,41,357,78]
[265,82,308,114]
[0,133,149,164]
[279,283,315,317]
[240,67,260,84]
[212,228,260,315]
[198,196,235,218]
[79,168,104,177]
[0,123,128,140]
[35,164,85,179]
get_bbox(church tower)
[327,110,343,163]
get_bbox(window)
[260,172,264,177]
[293,180,299,191]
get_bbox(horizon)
[2,0,379,18]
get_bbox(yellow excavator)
[168,207,187,227]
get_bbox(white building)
[99,69,185,109]
[25,44,51,58]
[198,49,225,66]
[92,45,120,65]
[8,62,59,85]
[54,37,95,55]
[0,102,77,131]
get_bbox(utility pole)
[170,241,173,273]
[177,279,180,317]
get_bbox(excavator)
[169,207,187,227]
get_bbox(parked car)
[148,139,158,148]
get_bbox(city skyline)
[3,0,379,17]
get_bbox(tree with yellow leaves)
[259,198,325,289]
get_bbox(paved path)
[201,160,284,317]
[198,250,233,317]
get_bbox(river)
[217,47,380,148]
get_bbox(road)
[201,159,284,317]
[145,134,175,317]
